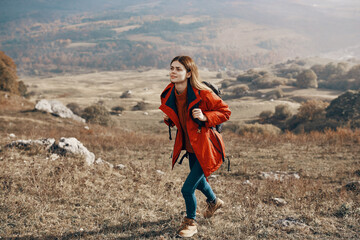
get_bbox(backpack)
[202,81,223,133]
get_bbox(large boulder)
[56,137,95,165]
[7,137,95,165]
[35,99,85,123]
[326,90,360,122]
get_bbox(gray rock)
[57,137,95,165]
[35,99,85,123]
[115,164,126,170]
[49,154,60,161]
[8,137,96,166]
[242,180,252,185]
[209,174,219,179]
[272,197,287,206]
[7,138,56,150]
[156,170,165,175]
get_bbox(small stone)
[273,197,287,206]
[209,174,219,179]
[242,180,252,185]
[95,158,103,164]
[84,126,90,130]
[115,164,126,170]
[50,154,60,161]
[144,112,149,115]
[156,170,165,175]
[9,133,16,138]
[95,158,113,168]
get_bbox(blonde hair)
[171,56,210,91]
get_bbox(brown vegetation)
[81,104,112,126]
[0,95,360,239]
[0,51,27,96]
[296,69,318,89]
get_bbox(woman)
[159,56,231,238]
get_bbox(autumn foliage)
[0,51,26,96]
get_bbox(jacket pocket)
[208,129,225,161]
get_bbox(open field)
[0,70,359,239]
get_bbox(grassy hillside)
[0,90,359,239]
[1,65,360,238]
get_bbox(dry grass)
[1,95,360,239]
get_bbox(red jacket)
[159,82,231,177]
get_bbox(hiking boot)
[203,198,224,219]
[178,217,198,238]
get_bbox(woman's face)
[170,61,191,84]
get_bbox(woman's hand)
[192,108,207,122]
[164,114,169,121]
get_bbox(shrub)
[296,69,318,88]
[81,104,111,126]
[292,119,341,134]
[66,102,83,116]
[297,100,329,121]
[111,106,125,115]
[17,80,27,96]
[274,104,292,120]
[275,64,302,79]
[232,85,249,97]
[111,106,125,112]
[120,90,132,98]
[347,64,360,81]
[259,110,274,121]
[216,72,226,79]
[221,79,234,89]
[266,88,284,99]
[0,51,22,95]
[237,123,281,136]
[223,122,241,133]
[252,75,288,89]
[236,70,261,82]
[295,60,306,66]
[132,101,148,111]
[311,64,325,78]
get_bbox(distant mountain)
[0,0,359,75]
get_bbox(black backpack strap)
[168,125,172,140]
[167,119,173,140]
[226,156,231,172]
[178,152,189,165]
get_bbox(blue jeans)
[181,153,216,220]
